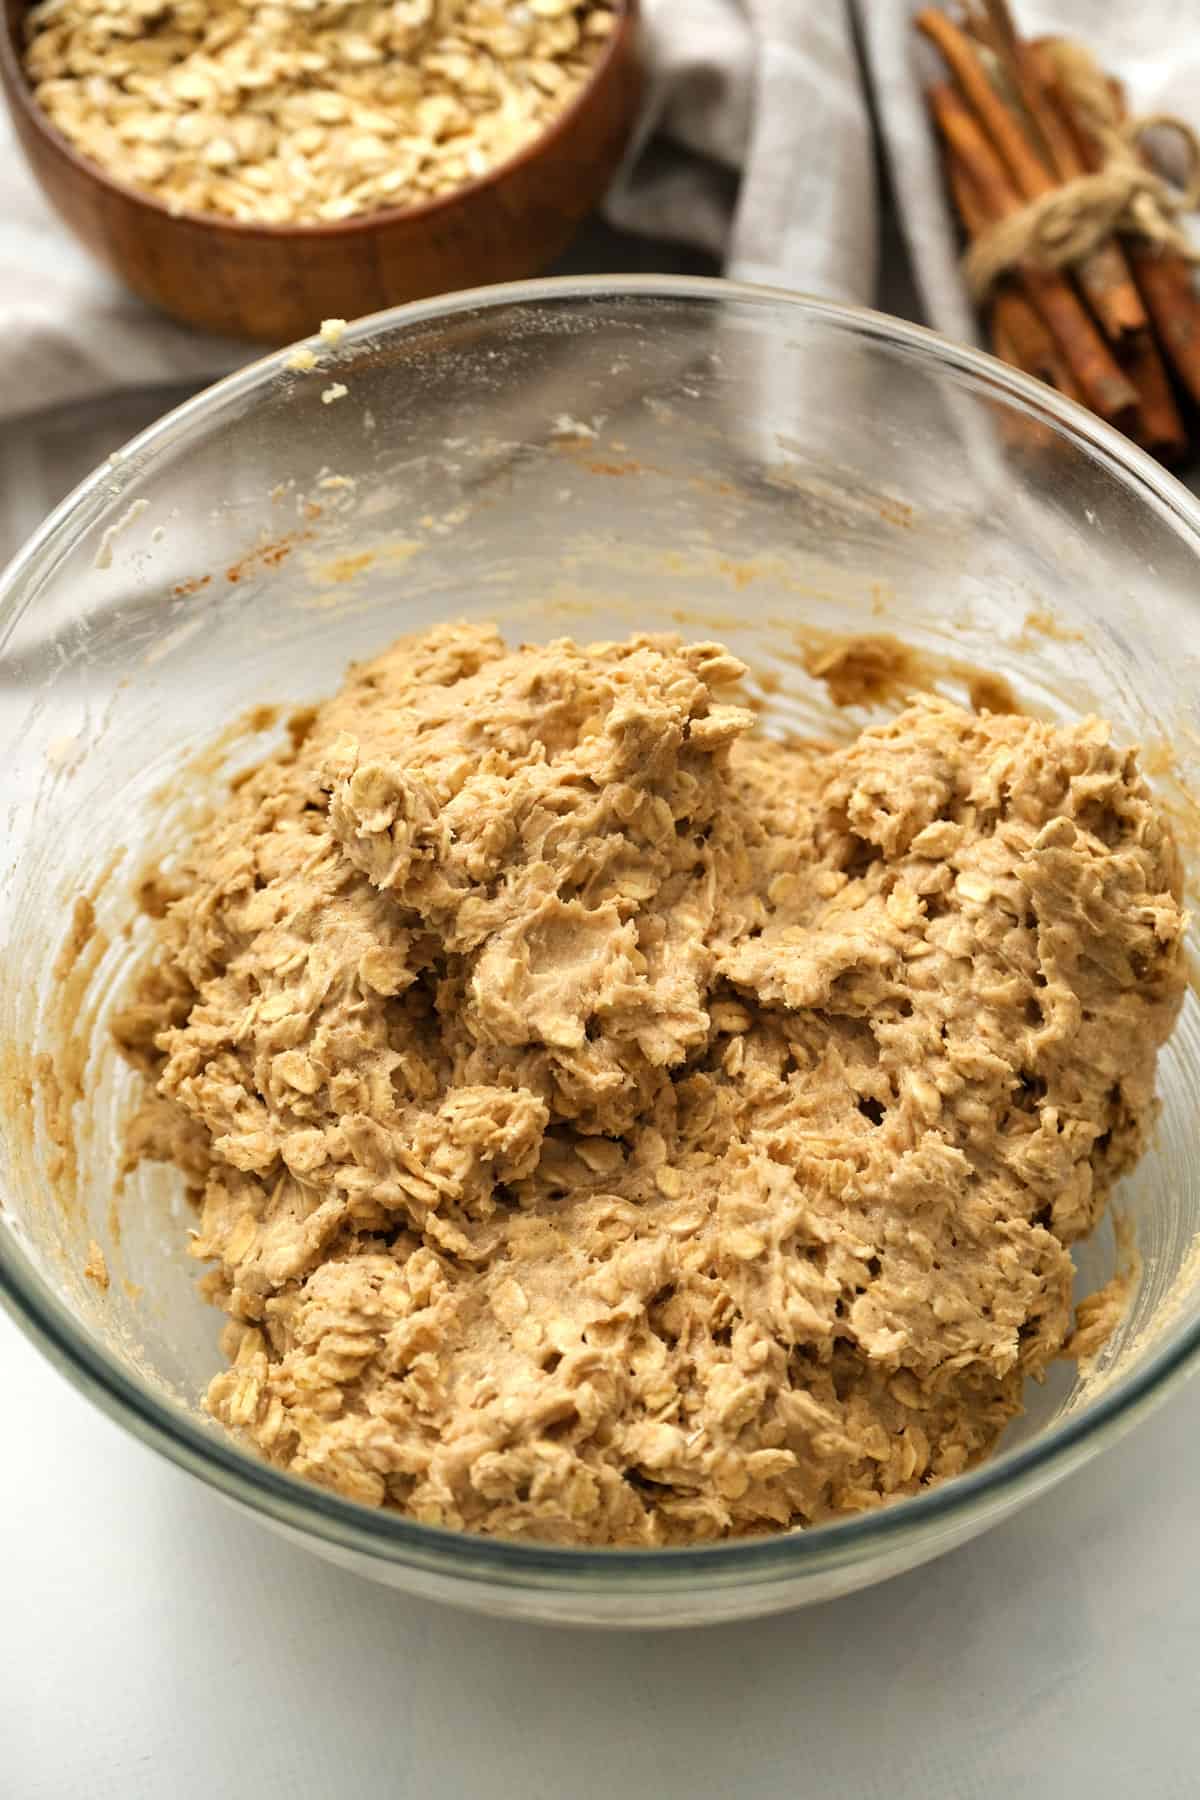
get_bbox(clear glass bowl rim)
[3,273,1200,1596]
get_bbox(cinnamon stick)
[947,145,1085,401]
[929,81,1139,423]
[992,293,1087,404]
[1122,313,1190,460]
[919,11,1053,198]
[984,11,1190,457]
[987,17,1147,340]
[1023,64,1184,455]
[973,2,1083,186]
[1126,249,1200,412]
[918,8,1147,346]
[1038,44,1200,414]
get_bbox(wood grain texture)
[1,0,641,344]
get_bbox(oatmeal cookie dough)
[115,623,1186,1545]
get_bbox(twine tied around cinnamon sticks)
[918,2,1200,461]
[964,40,1200,302]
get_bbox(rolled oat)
[24,0,615,224]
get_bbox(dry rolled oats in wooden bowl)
[0,0,640,341]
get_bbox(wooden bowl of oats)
[0,0,640,344]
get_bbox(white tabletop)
[5,1303,1200,1799]
[5,231,1200,1800]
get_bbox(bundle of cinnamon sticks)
[917,1,1200,463]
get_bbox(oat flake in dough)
[115,623,1186,1545]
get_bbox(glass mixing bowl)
[2,278,1200,1629]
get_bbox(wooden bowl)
[0,0,641,343]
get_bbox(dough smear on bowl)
[114,623,1187,1545]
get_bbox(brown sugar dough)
[115,623,1187,1545]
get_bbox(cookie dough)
[115,623,1186,1545]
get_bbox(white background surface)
[3,229,1200,1800]
[5,1304,1200,1799]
